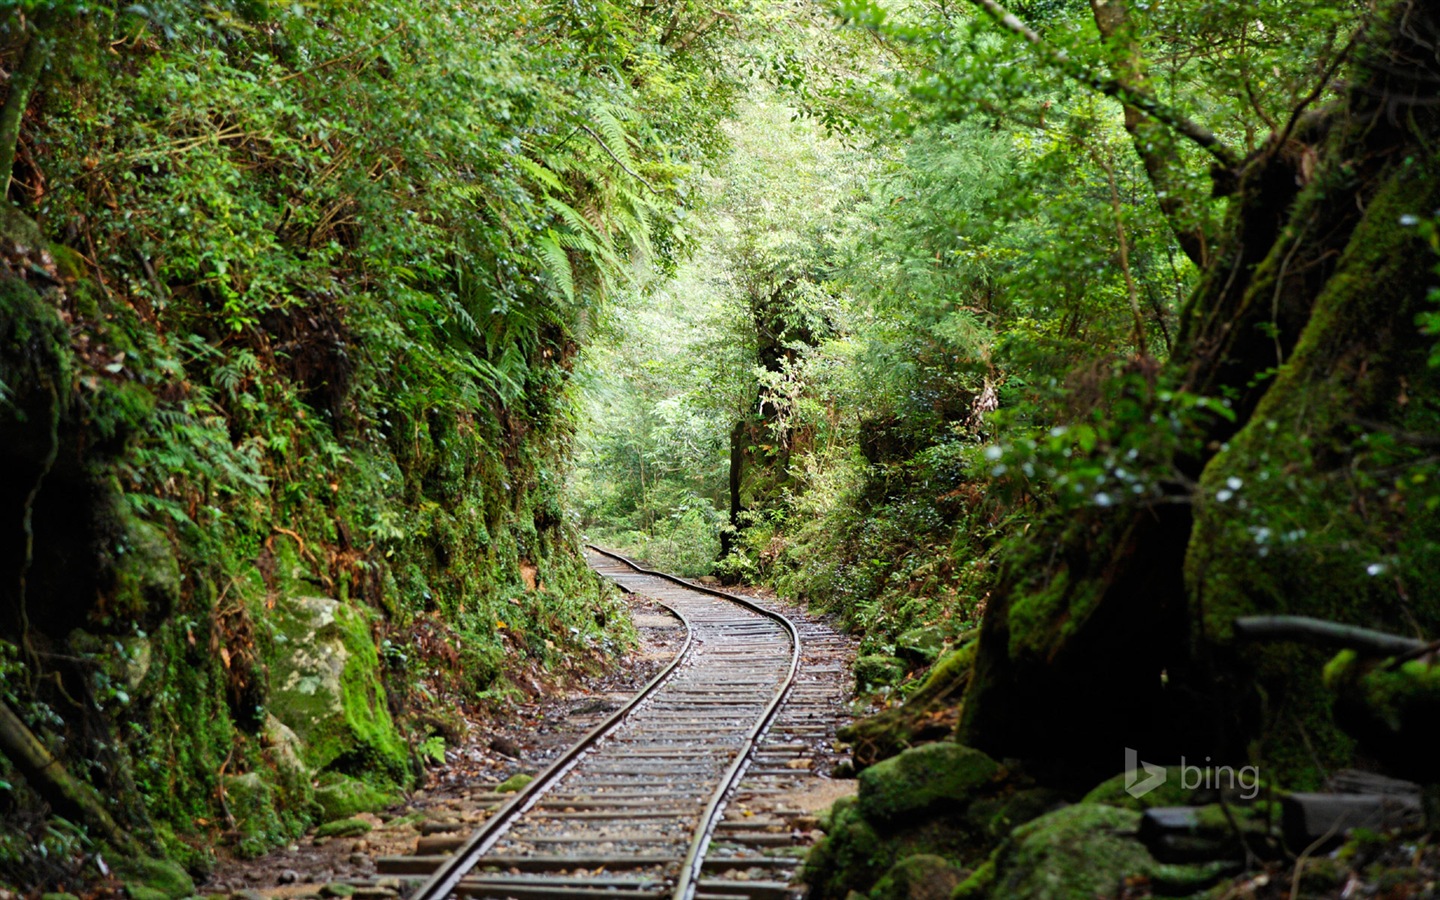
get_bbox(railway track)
[387,546,817,900]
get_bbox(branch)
[966,0,1242,170]
[1233,615,1426,656]
[0,19,51,200]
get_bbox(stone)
[278,870,300,885]
[314,773,401,822]
[319,885,356,898]
[115,857,195,900]
[986,804,1231,899]
[894,626,945,666]
[262,714,309,778]
[856,743,1001,827]
[496,772,534,793]
[268,596,409,780]
[869,853,964,900]
[854,655,906,693]
[315,817,373,838]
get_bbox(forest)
[2,0,1438,898]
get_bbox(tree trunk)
[951,0,1440,787]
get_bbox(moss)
[313,774,399,822]
[268,597,410,781]
[856,743,1002,828]
[496,772,534,793]
[965,786,1064,840]
[1184,143,1440,788]
[952,855,996,899]
[1325,651,1440,778]
[114,857,195,900]
[854,655,907,693]
[869,854,964,900]
[1082,768,1196,812]
[894,626,945,666]
[314,818,372,838]
[986,804,1229,899]
[804,800,889,900]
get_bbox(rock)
[802,796,887,900]
[115,857,196,900]
[125,891,170,900]
[894,626,945,666]
[856,743,1001,827]
[349,853,370,866]
[496,772,534,793]
[262,714,309,778]
[228,892,267,900]
[314,774,401,822]
[854,655,906,693]
[277,870,300,885]
[869,854,965,900]
[986,804,1232,899]
[1081,767,1195,811]
[319,884,356,898]
[316,817,373,838]
[268,596,409,780]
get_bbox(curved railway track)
[402,546,805,900]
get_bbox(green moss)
[895,626,945,666]
[856,743,1001,828]
[952,855,996,899]
[869,853,964,900]
[987,805,1229,899]
[268,597,410,781]
[496,772,534,793]
[804,800,889,900]
[854,655,907,693]
[114,856,195,900]
[1081,768,1196,811]
[314,818,372,838]
[313,774,400,822]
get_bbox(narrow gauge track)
[404,546,802,900]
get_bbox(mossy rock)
[115,856,195,900]
[1082,768,1196,811]
[986,804,1230,899]
[856,743,1001,828]
[315,817,372,838]
[42,893,81,900]
[497,772,534,793]
[855,655,907,693]
[313,774,400,822]
[804,800,889,900]
[1326,650,1440,780]
[895,626,945,666]
[269,596,410,781]
[965,786,1065,840]
[869,853,964,900]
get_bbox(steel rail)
[407,578,696,900]
[407,545,802,900]
[584,545,802,900]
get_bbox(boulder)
[984,804,1231,899]
[269,597,408,780]
[868,854,964,900]
[856,743,1001,827]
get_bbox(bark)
[0,20,49,202]
[1089,0,1214,268]
[948,0,1440,786]
[0,700,142,855]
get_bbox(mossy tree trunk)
[953,0,1440,787]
